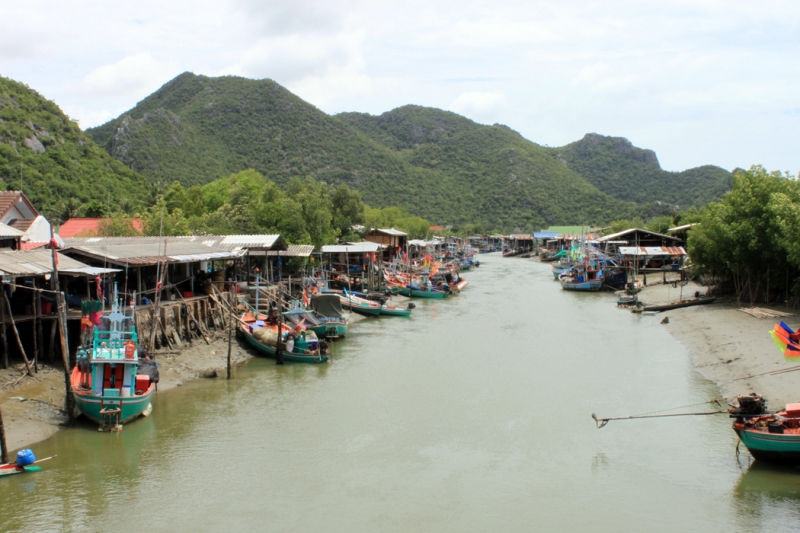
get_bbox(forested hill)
[0,76,148,219]
[86,72,730,230]
[555,133,732,208]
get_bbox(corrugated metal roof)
[0,223,24,238]
[63,234,287,251]
[596,228,681,242]
[0,250,101,276]
[370,228,407,236]
[264,244,315,257]
[321,242,383,253]
[618,246,687,256]
[63,241,245,266]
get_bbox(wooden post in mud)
[49,229,75,423]
[0,289,7,370]
[227,307,232,380]
[0,405,8,464]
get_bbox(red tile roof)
[429,225,445,231]
[58,218,143,238]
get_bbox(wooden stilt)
[3,292,33,377]
[0,288,7,370]
[0,405,8,464]
[227,307,233,380]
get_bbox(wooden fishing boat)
[239,312,330,363]
[558,266,604,292]
[637,297,717,312]
[730,394,800,465]
[71,292,156,427]
[380,303,412,317]
[336,291,382,316]
[398,285,450,299]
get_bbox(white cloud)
[450,91,507,123]
[0,0,798,170]
[80,54,178,100]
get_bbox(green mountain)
[554,133,732,208]
[86,72,730,230]
[0,75,148,220]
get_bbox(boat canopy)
[311,294,344,318]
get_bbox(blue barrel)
[16,449,36,466]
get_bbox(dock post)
[57,292,75,423]
[0,405,7,464]
[227,307,232,380]
[0,288,6,370]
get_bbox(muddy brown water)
[1,254,799,532]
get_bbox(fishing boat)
[636,297,718,313]
[558,264,604,292]
[310,294,348,337]
[730,394,800,465]
[239,311,330,363]
[398,283,450,299]
[337,291,383,316]
[380,302,413,317]
[71,288,157,427]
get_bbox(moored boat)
[71,290,157,427]
[730,394,800,465]
[239,312,330,363]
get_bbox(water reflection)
[734,461,800,530]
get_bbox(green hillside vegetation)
[556,133,732,207]
[89,73,718,231]
[0,75,148,220]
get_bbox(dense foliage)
[86,73,729,232]
[87,169,431,248]
[0,76,149,221]
[556,134,732,208]
[688,166,800,304]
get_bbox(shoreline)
[634,281,800,410]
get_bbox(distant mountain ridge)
[80,72,731,230]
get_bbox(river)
[2,254,799,532]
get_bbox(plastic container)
[41,301,53,314]
[183,291,193,299]
[16,449,36,466]
[125,341,135,359]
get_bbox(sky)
[1,0,798,173]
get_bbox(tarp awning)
[619,246,687,257]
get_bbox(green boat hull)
[398,288,449,299]
[73,388,154,425]
[380,306,412,317]
[342,302,382,316]
[308,323,348,338]
[736,427,800,465]
[242,328,329,363]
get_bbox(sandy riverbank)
[0,336,255,453]
[634,281,800,410]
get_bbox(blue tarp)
[533,232,559,239]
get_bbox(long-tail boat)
[730,394,800,465]
[0,452,56,478]
[71,289,157,427]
